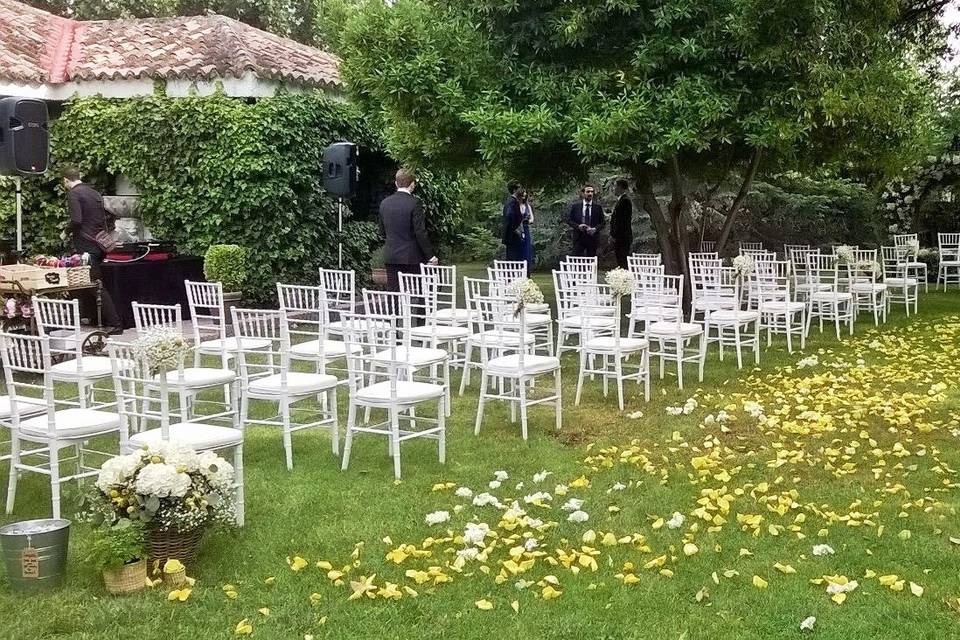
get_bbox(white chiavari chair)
[881,246,918,316]
[626,265,670,337]
[629,253,662,266]
[474,296,562,440]
[33,297,114,409]
[233,308,339,469]
[132,301,182,334]
[421,263,470,325]
[937,233,960,290]
[739,241,764,253]
[847,249,887,325]
[688,256,725,323]
[805,253,854,338]
[319,268,358,336]
[699,241,716,253]
[702,267,760,369]
[339,312,446,480]
[109,340,245,526]
[553,269,617,356]
[1,332,124,519]
[788,247,823,302]
[486,266,554,355]
[755,260,806,352]
[893,233,928,293]
[574,284,649,410]
[185,280,271,371]
[644,274,706,390]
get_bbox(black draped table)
[100,256,205,329]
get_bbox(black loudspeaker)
[0,97,49,176]
[322,142,358,197]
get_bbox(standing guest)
[501,181,525,261]
[519,189,535,274]
[565,183,605,257]
[62,165,123,334]
[379,167,437,292]
[610,178,633,269]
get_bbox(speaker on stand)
[1,97,50,254]
[322,142,358,269]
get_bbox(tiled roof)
[0,0,340,88]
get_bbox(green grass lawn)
[1,272,959,640]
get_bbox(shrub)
[85,519,146,572]
[203,245,248,294]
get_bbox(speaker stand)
[15,177,22,253]
[337,197,343,269]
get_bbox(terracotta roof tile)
[0,0,340,89]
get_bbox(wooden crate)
[0,264,70,290]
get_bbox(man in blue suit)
[501,181,525,261]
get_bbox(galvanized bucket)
[0,519,70,591]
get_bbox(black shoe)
[106,326,124,336]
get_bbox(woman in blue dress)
[519,189,534,274]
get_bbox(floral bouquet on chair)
[132,328,191,374]
[507,278,544,316]
[85,443,236,565]
[834,245,856,265]
[732,254,755,279]
[605,268,635,298]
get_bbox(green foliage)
[40,93,384,302]
[84,519,147,572]
[451,225,500,262]
[203,245,249,294]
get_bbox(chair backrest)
[108,340,172,438]
[740,248,776,261]
[319,268,356,322]
[0,332,54,434]
[880,245,910,281]
[630,253,662,266]
[399,272,440,323]
[277,283,331,363]
[788,247,818,277]
[689,257,723,292]
[627,259,664,280]
[689,251,719,261]
[754,260,792,306]
[783,244,811,256]
[699,241,716,253]
[490,260,527,279]
[339,312,409,401]
[472,295,531,366]
[32,297,83,360]
[577,283,621,345]
[739,242,764,252]
[939,233,960,260]
[807,253,841,289]
[646,274,684,328]
[132,302,183,336]
[463,277,497,334]
[559,258,597,281]
[848,248,880,284]
[231,308,288,386]
[421,263,458,311]
[553,269,597,317]
[185,280,227,344]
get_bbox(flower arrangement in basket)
[732,254,755,279]
[85,442,237,568]
[507,278,544,316]
[132,327,192,374]
[605,268,635,298]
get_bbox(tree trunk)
[634,168,682,274]
[715,148,762,255]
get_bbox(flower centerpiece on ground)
[88,442,237,566]
[507,278,544,316]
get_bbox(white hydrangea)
[156,442,201,473]
[834,245,855,265]
[605,268,635,297]
[135,462,191,498]
[197,450,234,490]
[96,453,141,492]
[732,254,755,278]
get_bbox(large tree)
[341,0,946,271]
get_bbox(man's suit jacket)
[611,194,633,240]
[380,191,433,265]
[502,195,523,248]
[566,200,605,242]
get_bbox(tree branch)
[715,148,762,254]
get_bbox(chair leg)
[390,408,402,480]
[474,372,488,435]
[459,343,472,395]
[444,361,452,417]
[734,324,743,369]
[438,398,446,464]
[5,435,19,514]
[676,339,684,390]
[518,376,528,441]
[575,349,586,406]
[614,355,624,412]
[280,398,293,471]
[341,402,356,471]
[329,388,340,456]
[49,443,61,520]
[554,368,563,431]
[232,444,245,527]
[697,334,706,382]
[643,349,651,401]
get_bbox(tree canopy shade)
[342,0,947,270]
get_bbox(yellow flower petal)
[752,575,768,589]
[289,556,308,572]
[909,582,924,597]
[475,599,494,610]
[234,619,253,635]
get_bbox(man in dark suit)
[501,181,524,261]
[379,167,437,291]
[610,178,633,268]
[565,183,605,257]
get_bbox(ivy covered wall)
[0,92,462,302]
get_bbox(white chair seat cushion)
[328,318,389,332]
[561,306,614,319]
[356,380,445,404]
[906,261,926,268]
[248,372,338,395]
[199,337,271,352]
[627,306,676,321]
[849,283,886,293]
[584,336,648,352]
[129,422,242,451]
[523,313,551,326]
[559,316,617,329]
[0,395,46,420]
[706,309,761,323]
[526,302,550,314]
[19,408,119,439]
[162,367,235,387]
[373,346,447,365]
[434,308,471,323]
[409,325,470,340]
[468,331,535,347]
[884,277,919,286]
[486,354,560,375]
[49,356,113,378]
[646,321,703,337]
[761,301,806,313]
[290,339,359,359]
[940,260,960,266]
[810,291,852,302]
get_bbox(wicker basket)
[147,528,203,567]
[103,558,147,595]
[163,567,187,588]
[66,266,91,286]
